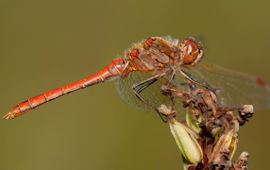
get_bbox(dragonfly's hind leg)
[132,73,170,122]
[132,73,165,101]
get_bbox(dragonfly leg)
[132,73,169,122]
[179,68,213,90]
[168,67,176,82]
[132,73,165,101]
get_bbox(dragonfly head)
[179,38,203,68]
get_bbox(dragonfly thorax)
[124,37,181,74]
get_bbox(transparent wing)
[186,61,270,111]
[115,71,186,117]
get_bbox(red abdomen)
[3,59,126,119]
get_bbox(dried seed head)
[238,105,254,126]
[210,128,238,164]
[241,105,254,114]
[233,152,249,170]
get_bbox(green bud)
[186,110,202,134]
[169,119,203,164]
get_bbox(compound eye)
[180,39,203,67]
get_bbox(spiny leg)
[166,69,177,108]
[132,73,165,102]
[168,67,176,82]
[179,68,213,90]
[132,73,169,122]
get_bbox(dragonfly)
[3,36,270,120]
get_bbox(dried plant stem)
[158,84,253,170]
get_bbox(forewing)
[186,62,270,111]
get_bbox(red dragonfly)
[3,36,270,120]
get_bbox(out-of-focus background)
[1,0,270,169]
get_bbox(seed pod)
[169,119,203,164]
[210,128,238,164]
[186,109,202,134]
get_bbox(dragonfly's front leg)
[168,67,176,82]
[179,68,214,91]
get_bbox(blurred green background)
[1,0,270,169]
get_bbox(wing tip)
[256,78,269,89]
